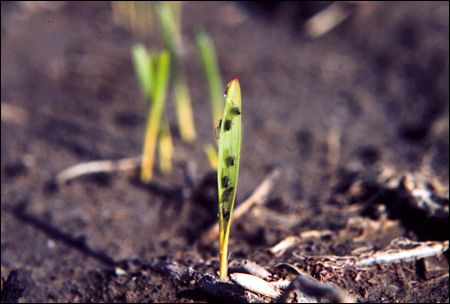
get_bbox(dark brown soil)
[1,2,448,303]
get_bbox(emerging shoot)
[195,28,224,126]
[158,120,173,175]
[132,45,174,182]
[195,28,224,171]
[112,1,154,37]
[217,77,242,281]
[204,144,218,170]
[156,2,196,143]
[140,50,171,182]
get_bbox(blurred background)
[1,1,449,302]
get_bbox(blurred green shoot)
[111,1,154,37]
[132,46,171,182]
[217,77,242,281]
[156,1,196,143]
[159,120,173,174]
[195,29,224,126]
[132,44,153,98]
[204,144,218,170]
[195,29,224,171]
[141,50,171,182]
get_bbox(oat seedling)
[195,28,224,126]
[132,44,153,98]
[217,77,242,281]
[158,120,173,174]
[132,46,171,182]
[156,1,196,143]
[112,1,154,37]
[195,29,224,170]
[204,143,218,170]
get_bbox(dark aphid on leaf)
[222,186,234,202]
[227,156,235,166]
[223,211,230,221]
[224,119,232,131]
[222,175,229,188]
[231,106,241,115]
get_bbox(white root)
[292,238,449,269]
[230,273,281,299]
[55,157,141,185]
[270,230,333,256]
[278,272,356,303]
[270,236,300,256]
[355,239,449,267]
[230,259,272,280]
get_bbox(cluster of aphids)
[215,106,241,139]
[218,102,241,220]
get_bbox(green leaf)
[195,29,224,126]
[140,50,171,182]
[204,144,218,170]
[217,77,242,280]
[132,44,153,100]
[156,2,196,143]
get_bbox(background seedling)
[195,29,224,126]
[132,47,171,182]
[217,77,242,281]
[204,143,218,170]
[111,1,154,37]
[141,50,171,182]
[158,120,174,174]
[132,44,153,98]
[156,2,196,143]
[195,29,224,170]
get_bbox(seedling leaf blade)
[217,77,242,281]
[132,44,153,99]
[140,50,171,183]
[156,2,196,143]
[195,29,224,126]
[159,119,174,174]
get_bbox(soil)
[1,2,449,303]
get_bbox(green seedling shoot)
[195,28,224,126]
[132,45,173,181]
[158,120,173,174]
[132,47,171,183]
[217,77,242,281]
[132,44,153,98]
[204,143,218,170]
[112,1,154,37]
[156,2,196,143]
[195,29,224,170]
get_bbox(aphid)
[222,186,234,202]
[231,106,241,115]
[223,211,230,221]
[227,156,235,166]
[222,175,229,188]
[224,119,232,131]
